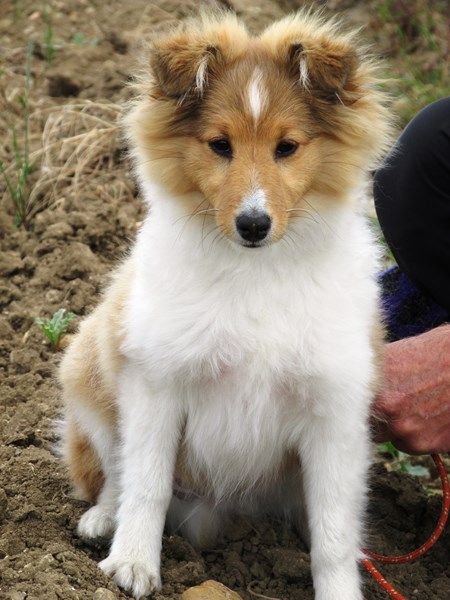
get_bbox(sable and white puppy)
[59,9,393,600]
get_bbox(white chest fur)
[119,190,380,500]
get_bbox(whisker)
[202,224,221,246]
[201,209,207,252]
[172,207,218,226]
[210,231,225,250]
[304,198,340,241]
[173,198,208,245]
[320,161,365,171]
[171,200,208,226]
[286,207,319,225]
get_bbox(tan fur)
[64,418,104,502]
[59,259,133,500]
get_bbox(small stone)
[8,591,27,600]
[45,289,63,303]
[38,553,57,569]
[93,589,116,600]
[181,580,243,600]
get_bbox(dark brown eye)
[208,138,232,158]
[275,140,298,159]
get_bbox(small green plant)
[43,4,55,64]
[71,32,99,47]
[71,32,85,45]
[378,441,430,477]
[0,40,34,227]
[35,308,76,350]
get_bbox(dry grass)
[1,97,134,223]
[38,100,129,205]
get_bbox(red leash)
[361,453,450,599]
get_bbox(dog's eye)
[275,140,298,159]
[208,138,232,158]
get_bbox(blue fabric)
[379,266,449,342]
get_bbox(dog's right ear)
[149,14,248,100]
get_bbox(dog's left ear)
[149,15,248,100]
[261,14,361,106]
[287,40,359,104]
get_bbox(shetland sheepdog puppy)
[59,9,393,599]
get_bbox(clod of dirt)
[165,561,206,586]
[47,74,81,97]
[182,580,243,600]
[106,31,129,54]
[271,548,311,584]
[0,488,8,524]
[57,241,101,280]
[0,252,23,277]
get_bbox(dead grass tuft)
[38,100,132,207]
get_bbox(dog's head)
[127,10,393,248]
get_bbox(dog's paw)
[99,553,161,599]
[77,505,116,540]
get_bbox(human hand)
[372,325,450,454]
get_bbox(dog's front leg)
[298,379,370,600]
[99,362,183,599]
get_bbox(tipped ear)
[149,15,248,100]
[150,35,220,99]
[287,39,359,103]
[261,13,361,106]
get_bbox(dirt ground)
[0,1,449,599]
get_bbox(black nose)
[235,213,271,243]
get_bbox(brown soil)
[0,1,449,599]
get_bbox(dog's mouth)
[239,240,268,249]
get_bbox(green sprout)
[378,441,430,478]
[71,32,99,47]
[71,32,85,45]
[43,4,55,64]
[0,40,34,227]
[35,308,76,350]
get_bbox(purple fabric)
[379,266,449,342]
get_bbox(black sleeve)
[374,97,450,313]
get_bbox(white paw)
[99,553,161,599]
[77,505,116,540]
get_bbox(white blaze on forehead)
[240,187,267,214]
[247,68,267,122]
